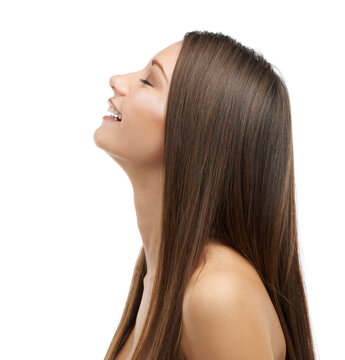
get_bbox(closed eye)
[140,78,152,86]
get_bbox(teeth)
[110,113,122,121]
[107,105,122,120]
[107,105,120,115]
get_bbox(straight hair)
[104,30,316,360]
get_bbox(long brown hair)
[104,30,316,360]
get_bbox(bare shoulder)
[181,241,286,360]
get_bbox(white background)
[0,0,344,359]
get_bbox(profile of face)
[94,40,183,176]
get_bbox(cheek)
[122,90,166,166]
[126,90,165,124]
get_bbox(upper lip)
[108,97,121,115]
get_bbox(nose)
[109,75,126,96]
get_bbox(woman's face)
[94,40,183,170]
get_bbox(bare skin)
[94,40,182,359]
[181,241,287,360]
[94,40,183,288]
[94,41,286,359]
[114,241,286,359]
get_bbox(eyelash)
[140,78,152,86]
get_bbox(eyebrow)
[152,59,168,83]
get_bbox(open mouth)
[107,105,122,121]
[108,113,122,121]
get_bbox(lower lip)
[102,115,122,124]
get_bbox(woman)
[94,30,316,360]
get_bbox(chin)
[93,127,104,149]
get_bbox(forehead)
[152,40,183,79]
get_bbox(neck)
[128,165,164,283]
